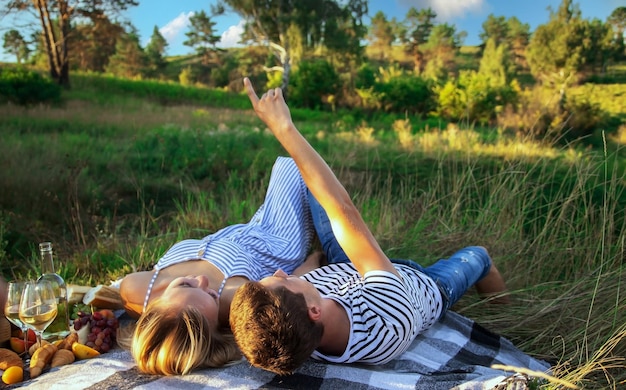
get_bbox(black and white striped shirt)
[302,262,443,365]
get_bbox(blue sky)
[0,0,623,62]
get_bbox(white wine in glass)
[4,281,30,355]
[19,281,58,348]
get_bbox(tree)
[402,7,436,74]
[526,0,587,106]
[421,23,465,81]
[582,19,615,74]
[1,0,138,87]
[70,18,125,72]
[145,26,168,78]
[506,17,531,69]
[105,30,147,79]
[479,37,513,86]
[528,0,616,84]
[479,15,530,70]
[2,29,30,63]
[607,6,626,60]
[183,8,223,65]
[479,14,508,46]
[368,11,394,60]
[222,0,368,94]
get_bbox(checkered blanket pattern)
[3,311,550,390]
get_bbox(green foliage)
[497,85,609,145]
[183,8,224,66]
[368,11,395,60]
[178,66,194,86]
[70,72,250,108]
[375,74,435,115]
[479,37,514,86]
[551,96,607,144]
[145,26,169,78]
[289,59,340,109]
[2,29,30,64]
[71,18,125,73]
[0,212,9,273]
[436,70,519,125]
[0,66,61,105]
[105,32,148,79]
[526,0,615,86]
[265,71,283,90]
[355,62,377,89]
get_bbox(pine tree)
[183,10,222,65]
[368,11,394,60]
[479,37,513,86]
[2,29,30,64]
[145,26,168,79]
[105,31,147,79]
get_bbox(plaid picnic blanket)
[4,311,550,390]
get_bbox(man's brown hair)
[230,281,324,375]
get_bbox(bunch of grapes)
[73,310,119,353]
[70,303,92,320]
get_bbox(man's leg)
[475,263,509,304]
[421,246,507,311]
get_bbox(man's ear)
[308,305,321,321]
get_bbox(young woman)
[119,156,324,375]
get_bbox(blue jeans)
[308,191,491,312]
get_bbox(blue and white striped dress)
[153,157,314,283]
[302,262,443,365]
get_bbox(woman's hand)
[243,77,292,135]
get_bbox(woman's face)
[161,275,220,327]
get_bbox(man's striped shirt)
[302,262,443,365]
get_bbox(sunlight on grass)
[388,119,581,161]
[0,100,258,131]
[610,125,626,146]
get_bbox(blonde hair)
[131,298,241,375]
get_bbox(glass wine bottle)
[37,242,70,340]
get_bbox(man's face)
[260,269,320,304]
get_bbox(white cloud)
[219,20,245,48]
[397,0,485,20]
[159,11,194,43]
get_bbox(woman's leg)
[249,157,316,272]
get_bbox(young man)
[229,78,508,375]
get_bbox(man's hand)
[243,77,293,135]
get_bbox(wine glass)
[19,280,58,349]
[4,281,30,356]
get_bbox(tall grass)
[0,80,624,388]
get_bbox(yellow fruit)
[2,366,24,385]
[71,343,100,360]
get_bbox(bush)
[289,59,340,109]
[375,75,435,116]
[497,86,607,145]
[0,67,61,106]
[436,70,519,125]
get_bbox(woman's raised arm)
[243,78,398,277]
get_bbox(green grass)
[1,76,625,389]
